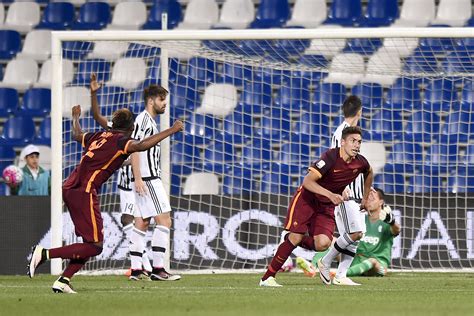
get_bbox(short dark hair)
[112,108,134,131]
[341,126,362,140]
[143,85,168,104]
[374,187,385,201]
[342,95,362,118]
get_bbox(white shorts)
[132,178,172,219]
[119,189,137,217]
[335,200,366,235]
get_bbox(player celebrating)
[129,84,180,281]
[260,126,373,287]
[319,95,367,286]
[89,74,153,279]
[27,104,183,293]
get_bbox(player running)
[27,104,183,293]
[260,126,373,287]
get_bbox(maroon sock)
[49,243,102,260]
[62,258,89,279]
[299,236,316,251]
[262,239,296,281]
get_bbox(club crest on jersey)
[353,168,358,173]
[293,221,298,227]
[316,160,325,169]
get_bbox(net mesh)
[58,33,474,272]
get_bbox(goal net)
[50,28,474,274]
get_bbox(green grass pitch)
[1,273,473,316]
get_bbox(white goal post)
[51,27,474,275]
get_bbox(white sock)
[336,242,358,279]
[142,250,153,272]
[322,233,355,266]
[123,223,133,241]
[130,228,146,271]
[152,225,169,269]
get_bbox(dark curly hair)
[112,108,134,131]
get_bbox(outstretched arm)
[71,105,84,143]
[127,120,184,153]
[90,73,108,129]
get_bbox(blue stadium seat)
[238,39,274,57]
[168,78,199,118]
[343,38,382,56]
[142,0,182,30]
[369,109,403,142]
[385,79,421,112]
[216,112,252,145]
[404,49,438,75]
[373,173,405,193]
[385,142,423,173]
[250,0,290,28]
[179,113,217,146]
[0,145,16,174]
[36,2,75,30]
[221,63,252,86]
[295,54,328,84]
[260,172,292,194]
[463,144,474,165]
[71,2,111,30]
[424,144,459,174]
[222,165,253,195]
[203,141,234,174]
[351,83,383,112]
[332,115,369,131]
[203,30,242,55]
[72,59,111,86]
[274,33,311,57]
[419,36,455,54]
[187,57,216,90]
[278,143,311,171]
[404,110,440,143]
[125,43,161,59]
[95,86,127,115]
[460,81,474,113]
[455,37,474,52]
[274,80,311,113]
[325,0,362,26]
[439,112,472,144]
[147,58,181,83]
[17,88,51,117]
[254,66,288,86]
[442,51,473,82]
[128,89,145,114]
[0,30,21,60]
[291,112,329,145]
[62,41,94,60]
[407,175,441,193]
[362,0,398,27]
[236,81,272,115]
[241,139,271,171]
[171,141,202,178]
[0,87,18,117]
[0,116,36,146]
[256,108,291,143]
[423,79,457,112]
[35,117,51,146]
[447,171,474,193]
[312,82,346,114]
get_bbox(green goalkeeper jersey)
[357,216,395,267]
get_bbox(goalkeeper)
[304,188,400,277]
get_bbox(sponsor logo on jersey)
[361,235,380,245]
[316,160,326,169]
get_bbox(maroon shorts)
[283,187,336,240]
[63,187,103,243]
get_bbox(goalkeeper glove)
[383,212,395,225]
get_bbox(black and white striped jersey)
[117,165,132,191]
[331,121,364,201]
[131,111,161,181]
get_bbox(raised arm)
[71,105,84,143]
[90,73,108,129]
[127,120,184,154]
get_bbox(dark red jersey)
[303,148,371,204]
[63,130,133,193]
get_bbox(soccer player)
[89,74,153,279]
[129,84,180,281]
[303,188,400,277]
[27,104,184,293]
[318,95,367,286]
[260,126,373,287]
